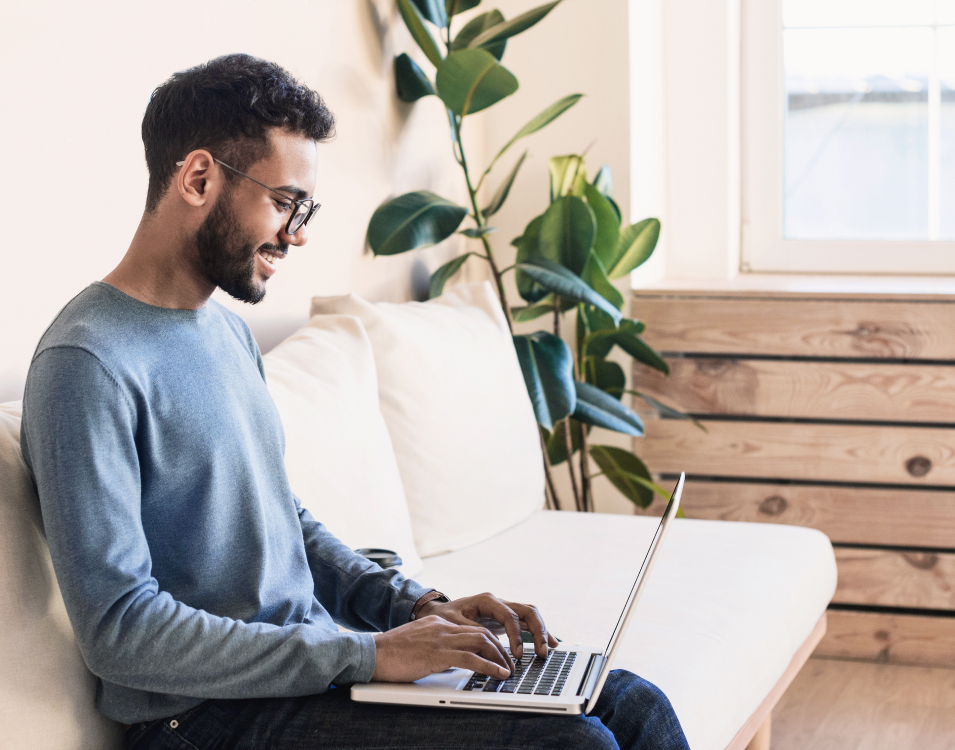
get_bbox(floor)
[771,657,955,750]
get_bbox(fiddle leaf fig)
[589,446,669,508]
[452,10,506,60]
[610,218,660,278]
[483,149,528,218]
[572,380,644,436]
[538,195,595,275]
[411,0,447,28]
[394,53,435,102]
[397,0,444,68]
[467,0,561,49]
[515,257,621,324]
[487,94,582,172]
[549,155,587,200]
[513,332,576,429]
[429,252,478,298]
[367,191,467,256]
[586,184,621,270]
[436,48,519,116]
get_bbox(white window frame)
[740,0,955,275]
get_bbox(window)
[741,0,955,273]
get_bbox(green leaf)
[412,0,448,28]
[367,191,467,256]
[397,0,445,68]
[573,380,644,436]
[592,164,613,197]
[610,218,661,279]
[549,155,587,200]
[487,94,583,171]
[512,294,576,322]
[515,257,622,324]
[446,0,481,15]
[436,48,519,116]
[429,253,477,298]
[467,0,561,48]
[513,214,546,302]
[615,331,669,375]
[394,53,435,102]
[512,332,576,429]
[581,254,624,311]
[545,419,583,465]
[633,391,708,432]
[586,184,621,270]
[584,318,648,359]
[606,195,622,223]
[452,10,506,61]
[589,445,669,508]
[458,226,496,238]
[539,195,595,275]
[483,149,527,218]
[584,358,626,400]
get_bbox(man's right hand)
[370,616,514,683]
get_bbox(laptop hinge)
[576,652,602,697]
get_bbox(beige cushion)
[310,282,545,557]
[263,315,423,576]
[0,401,123,749]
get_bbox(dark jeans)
[124,670,689,750]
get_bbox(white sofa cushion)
[0,402,123,749]
[416,510,837,750]
[263,315,422,576]
[310,282,545,558]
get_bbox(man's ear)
[176,150,218,207]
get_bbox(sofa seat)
[417,509,837,750]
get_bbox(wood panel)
[633,295,955,359]
[640,419,955,485]
[636,359,955,423]
[817,609,955,668]
[833,548,955,610]
[631,481,955,548]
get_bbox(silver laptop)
[351,473,685,715]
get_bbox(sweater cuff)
[350,632,378,684]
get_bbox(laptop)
[351,472,685,715]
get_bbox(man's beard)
[195,190,285,305]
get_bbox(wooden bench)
[632,288,955,668]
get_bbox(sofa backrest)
[0,402,124,748]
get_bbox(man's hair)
[142,54,335,213]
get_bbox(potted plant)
[366,0,695,511]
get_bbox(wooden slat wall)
[633,290,955,667]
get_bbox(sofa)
[0,282,837,750]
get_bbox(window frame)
[740,0,955,275]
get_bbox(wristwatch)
[410,590,450,621]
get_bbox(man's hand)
[371,615,514,682]
[419,592,558,660]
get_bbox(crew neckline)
[92,281,211,319]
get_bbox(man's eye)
[275,200,293,213]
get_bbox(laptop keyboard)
[462,650,576,696]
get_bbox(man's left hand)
[418,593,558,660]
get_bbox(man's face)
[194,130,318,304]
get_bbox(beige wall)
[0,0,478,402]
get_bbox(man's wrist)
[410,590,449,621]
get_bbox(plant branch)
[538,430,561,511]
[453,113,515,332]
[578,420,593,512]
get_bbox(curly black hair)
[142,54,335,213]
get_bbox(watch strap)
[410,590,450,621]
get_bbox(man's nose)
[282,224,308,247]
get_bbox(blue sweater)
[20,282,428,724]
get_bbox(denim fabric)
[21,282,429,725]
[124,670,689,750]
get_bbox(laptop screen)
[601,480,680,657]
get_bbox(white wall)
[0,0,479,402]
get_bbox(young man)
[20,54,689,749]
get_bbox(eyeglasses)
[175,157,320,235]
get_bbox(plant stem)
[538,431,561,511]
[452,113,514,332]
[551,298,582,511]
[578,421,593,512]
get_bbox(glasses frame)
[175,157,319,235]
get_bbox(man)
[21,54,689,749]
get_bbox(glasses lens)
[287,201,313,234]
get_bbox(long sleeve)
[21,340,376,723]
[294,499,430,632]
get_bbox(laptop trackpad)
[413,668,468,689]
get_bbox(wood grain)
[631,481,955,548]
[833,548,955,610]
[639,419,955,485]
[635,359,955,423]
[817,609,955,668]
[633,295,955,359]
